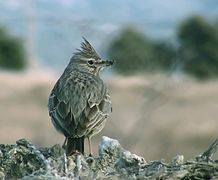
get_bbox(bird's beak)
[100,59,114,67]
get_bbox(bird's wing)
[48,72,106,136]
[81,90,112,137]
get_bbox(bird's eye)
[87,60,94,65]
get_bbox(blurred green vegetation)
[178,16,218,79]
[0,27,26,70]
[107,27,153,74]
[107,15,218,79]
[107,27,176,75]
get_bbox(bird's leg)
[88,137,93,156]
[62,137,68,149]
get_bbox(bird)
[48,38,113,156]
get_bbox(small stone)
[0,171,5,180]
[86,156,95,164]
[170,155,184,166]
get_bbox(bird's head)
[70,37,114,75]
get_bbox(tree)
[152,41,177,71]
[177,15,218,79]
[0,27,26,70]
[107,27,153,74]
[107,26,177,75]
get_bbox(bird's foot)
[62,144,66,150]
[62,138,68,149]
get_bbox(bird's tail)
[66,136,85,156]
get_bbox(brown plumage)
[48,38,113,156]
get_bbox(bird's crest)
[74,37,100,59]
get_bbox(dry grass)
[0,71,217,161]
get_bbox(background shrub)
[0,27,26,70]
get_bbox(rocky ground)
[0,136,217,179]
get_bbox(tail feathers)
[66,136,84,156]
